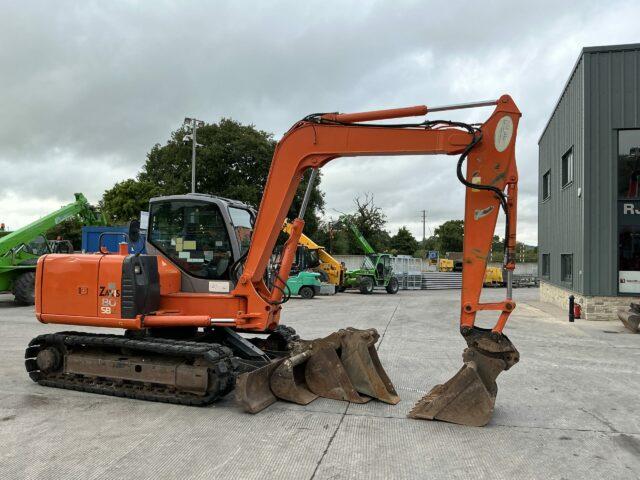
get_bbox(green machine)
[342,220,399,295]
[0,193,104,304]
[286,270,322,299]
[286,245,322,299]
[271,244,322,300]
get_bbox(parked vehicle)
[0,193,104,304]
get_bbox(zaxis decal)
[98,286,121,297]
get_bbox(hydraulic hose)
[304,114,513,266]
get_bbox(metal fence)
[392,255,423,290]
[421,272,463,290]
[333,255,538,291]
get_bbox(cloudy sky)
[1,0,639,244]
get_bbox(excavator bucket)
[270,350,318,405]
[305,344,371,403]
[338,328,400,404]
[408,327,519,427]
[305,328,399,405]
[237,327,399,412]
[235,358,284,413]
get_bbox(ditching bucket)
[235,358,284,413]
[408,327,519,427]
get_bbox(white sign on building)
[619,270,640,294]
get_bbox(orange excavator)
[25,95,520,427]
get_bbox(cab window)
[228,207,253,255]
[149,201,233,280]
[26,236,50,256]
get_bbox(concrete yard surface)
[1,288,639,480]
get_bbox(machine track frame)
[25,332,237,406]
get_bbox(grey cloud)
[1,0,638,242]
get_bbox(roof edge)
[538,43,640,144]
[582,42,640,54]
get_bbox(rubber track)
[271,325,299,346]
[25,331,237,406]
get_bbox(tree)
[314,219,349,255]
[339,194,390,253]
[100,179,160,224]
[102,118,324,233]
[434,220,464,253]
[422,235,438,252]
[47,218,84,250]
[390,226,419,255]
[489,234,504,262]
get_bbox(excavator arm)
[234,96,521,425]
[236,96,521,338]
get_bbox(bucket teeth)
[408,328,519,427]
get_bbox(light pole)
[183,117,204,193]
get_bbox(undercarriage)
[25,325,406,415]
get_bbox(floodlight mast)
[184,117,205,193]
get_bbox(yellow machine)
[484,266,504,287]
[283,221,345,289]
[437,258,454,272]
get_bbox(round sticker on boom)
[494,115,513,153]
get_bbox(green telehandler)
[342,220,399,295]
[0,193,104,304]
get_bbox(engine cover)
[37,253,160,324]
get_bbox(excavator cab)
[146,194,255,291]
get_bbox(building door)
[618,129,640,293]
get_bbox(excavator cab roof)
[149,193,254,212]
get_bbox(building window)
[561,254,573,284]
[561,147,573,187]
[618,226,640,294]
[542,170,551,200]
[619,130,640,293]
[541,253,550,278]
[619,130,640,198]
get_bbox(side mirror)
[128,220,141,244]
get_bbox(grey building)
[539,43,640,320]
